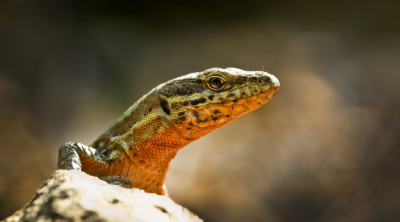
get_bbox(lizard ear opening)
[160,96,171,115]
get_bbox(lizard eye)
[208,77,225,90]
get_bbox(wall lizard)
[58,68,280,195]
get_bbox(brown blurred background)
[1,0,400,221]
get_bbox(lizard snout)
[260,72,280,89]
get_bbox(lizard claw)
[99,175,132,188]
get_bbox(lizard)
[58,67,280,195]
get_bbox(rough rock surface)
[3,170,202,222]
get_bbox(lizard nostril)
[261,76,271,84]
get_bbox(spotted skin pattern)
[58,68,280,195]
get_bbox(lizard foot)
[99,175,132,188]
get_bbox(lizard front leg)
[58,142,131,187]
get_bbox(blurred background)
[1,0,400,221]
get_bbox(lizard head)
[93,67,279,151]
[156,67,280,140]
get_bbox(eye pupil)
[210,78,224,89]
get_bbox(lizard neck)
[91,90,191,172]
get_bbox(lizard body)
[58,68,280,195]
